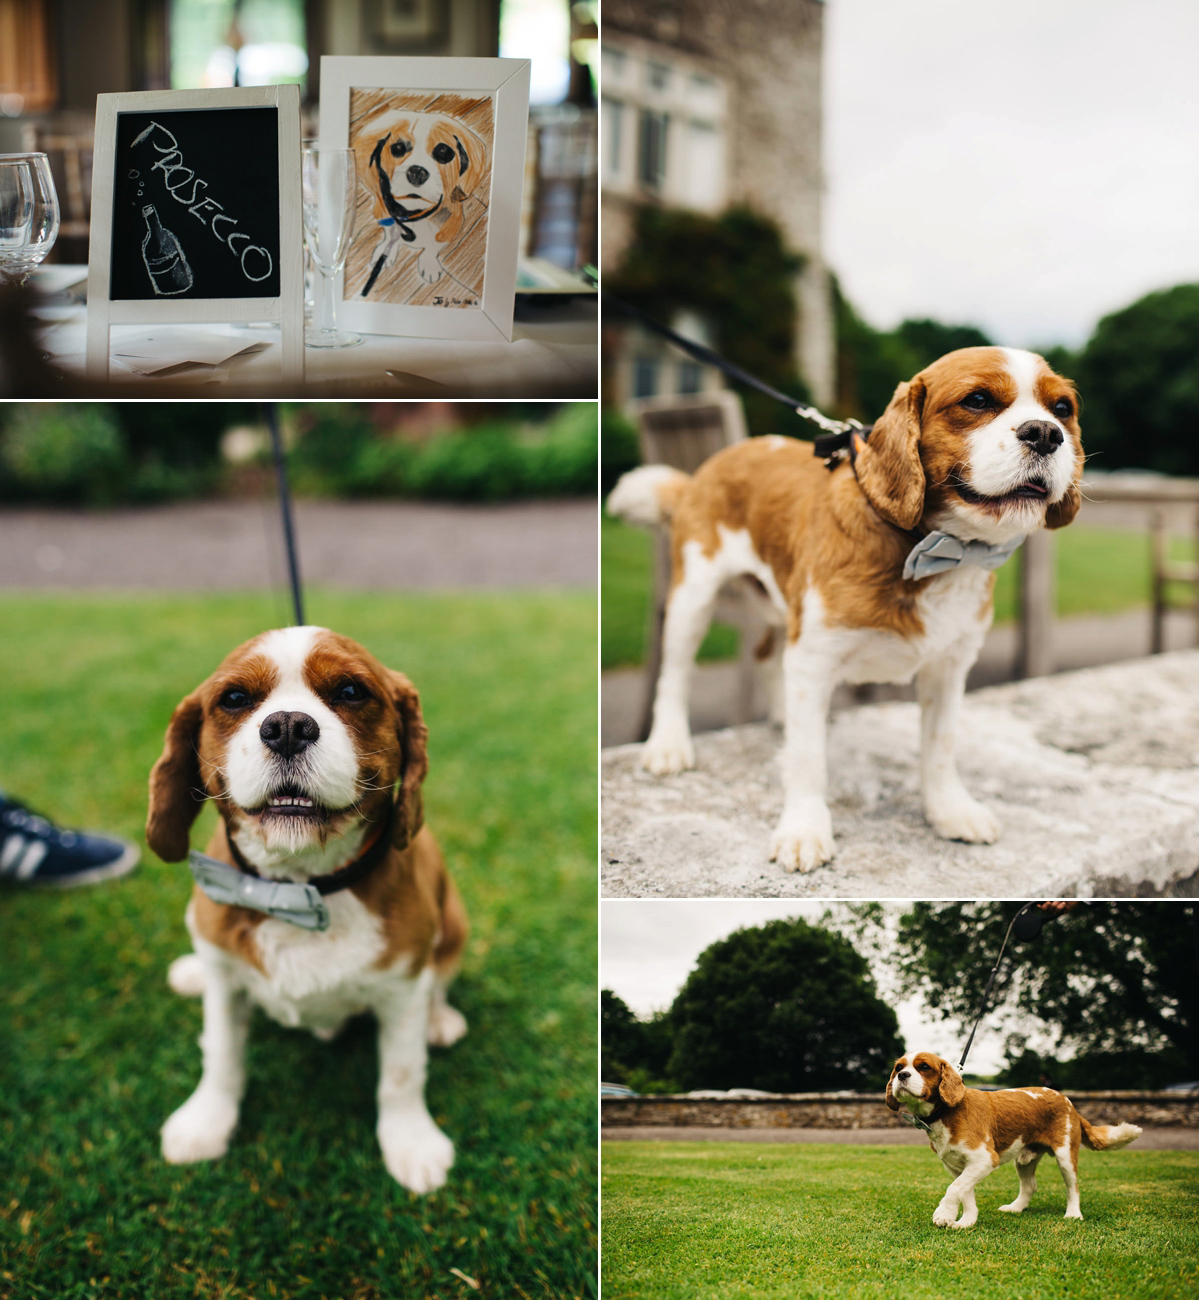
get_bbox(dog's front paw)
[926,789,1000,844]
[378,1112,454,1194]
[167,953,206,998]
[416,255,442,285]
[997,1201,1025,1214]
[641,724,695,776]
[1064,1208,1084,1221]
[161,1089,239,1164]
[770,804,835,872]
[427,1003,468,1047]
[932,1206,959,1228]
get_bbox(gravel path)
[0,498,597,590]
[602,1126,1199,1148]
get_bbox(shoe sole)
[28,839,141,889]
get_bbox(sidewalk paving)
[0,498,597,590]
[603,649,1199,898]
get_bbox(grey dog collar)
[903,530,1025,582]
[188,851,331,931]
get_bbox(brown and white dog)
[608,347,1084,871]
[146,626,468,1194]
[887,1052,1141,1227]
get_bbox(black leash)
[263,402,305,627]
[958,902,1041,1073]
[603,292,868,455]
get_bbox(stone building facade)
[602,0,834,406]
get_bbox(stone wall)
[603,1092,1199,1129]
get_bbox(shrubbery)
[0,403,597,505]
[288,402,597,500]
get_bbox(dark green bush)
[289,404,597,500]
[0,404,129,505]
[601,406,640,496]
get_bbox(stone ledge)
[602,1092,1199,1129]
[602,650,1199,898]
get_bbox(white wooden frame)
[86,84,304,384]
[320,56,530,344]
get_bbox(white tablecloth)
[29,267,597,398]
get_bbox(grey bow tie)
[188,851,331,931]
[903,530,1025,582]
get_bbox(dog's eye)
[218,687,252,712]
[432,142,455,165]
[917,1064,931,1073]
[1051,397,1073,419]
[961,390,993,411]
[334,680,369,704]
[389,139,413,158]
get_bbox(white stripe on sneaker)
[14,839,47,880]
[1,834,26,873]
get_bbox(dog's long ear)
[884,1064,901,1112]
[855,376,927,532]
[432,118,486,245]
[937,1058,966,1108]
[146,691,206,862]
[1045,483,1081,530]
[387,670,429,851]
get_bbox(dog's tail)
[607,465,691,528]
[1078,1111,1142,1151]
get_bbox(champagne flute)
[0,153,60,286]
[302,145,361,348]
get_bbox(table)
[27,266,597,398]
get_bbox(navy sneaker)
[0,793,140,888]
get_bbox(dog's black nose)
[406,164,429,186]
[1016,420,1064,457]
[260,711,320,757]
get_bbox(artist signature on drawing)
[131,121,274,283]
[433,295,478,307]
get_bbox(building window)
[678,361,704,395]
[638,109,668,189]
[603,97,625,179]
[632,355,660,399]
[647,61,671,92]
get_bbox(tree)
[601,989,676,1092]
[1075,283,1199,474]
[607,205,811,438]
[665,918,902,1092]
[894,903,1199,1079]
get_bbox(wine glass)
[301,145,361,348]
[0,153,60,286]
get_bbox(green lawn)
[602,1140,1199,1300]
[0,590,597,1300]
[602,516,1196,669]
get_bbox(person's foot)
[0,793,139,888]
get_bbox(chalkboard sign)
[110,107,280,301]
[86,85,304,385]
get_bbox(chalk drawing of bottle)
[141,204,193,295]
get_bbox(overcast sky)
[601,900,1035,1076]
[824,0,1199,348]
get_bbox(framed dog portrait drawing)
[319,56,531,343]
[85,84,304,382]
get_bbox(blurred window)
[678,361,703,395]
[500,0,571,105]
[169,0,307,91]
[633,356,659,399]
[646,62,671,93]
[638,110,668,190]
[0,0,57,113]
[683,120,723,210]
[603,98,625,179]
